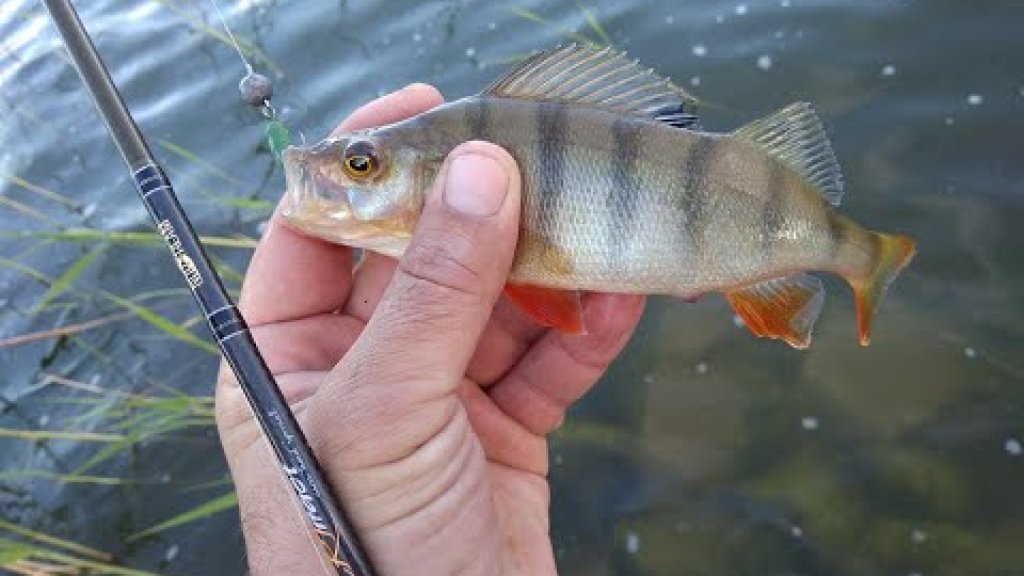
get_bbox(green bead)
[266,121,290,161]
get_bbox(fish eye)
[343,140,379,178]
[346,155,372,173]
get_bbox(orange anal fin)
[503,284,585,334]
[725,274,825,350]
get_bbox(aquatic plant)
[0,520,161,575]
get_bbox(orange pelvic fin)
[503,284,585,334]
[725,274,826,349]
[850,232,916,346]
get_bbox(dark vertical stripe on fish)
[466,97,490,140]
[760,161,786,262]
[679,136,716,257]
[537,102,567,226]
[609,117,642,270]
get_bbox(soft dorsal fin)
[484,44,698,127]
[733,102,844,206]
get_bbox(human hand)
[216,83,646,575]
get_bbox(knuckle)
[398,229,487,302]
[553,335,614,378]
[500,371,567,435]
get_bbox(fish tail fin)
[847,231,916,346]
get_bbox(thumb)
[308,141,521,463]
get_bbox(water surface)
[1,0,1022,574]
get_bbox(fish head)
[281,129,433,251]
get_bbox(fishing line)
[207,0,291,161]
[207,3,360,573]
[208,0,253,76]
[206,5,362,573]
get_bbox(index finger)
[239,84,445,326]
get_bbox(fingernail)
[401,82,432,94]
[444,153,509,217]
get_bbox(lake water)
[1,0,1022,574]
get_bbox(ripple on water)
[1006,438,1022,457]
[625,531,640,554]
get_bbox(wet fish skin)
[282,45,915,348]
[310,97,842,293]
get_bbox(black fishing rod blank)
[40,2,374,574]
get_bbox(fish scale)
[281,44,915,349]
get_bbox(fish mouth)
[281,146,315,219]
[280,145,387,245]
[281,146,352,218]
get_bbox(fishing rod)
[40,2,374,574]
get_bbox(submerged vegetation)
[0,519,160,576]
[1,1,269,563]
[3,4,625,573]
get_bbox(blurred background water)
[1,0,1022,574]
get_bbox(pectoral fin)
[725,274,825,349]
[503,284,585,334]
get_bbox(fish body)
[282,45,915,348]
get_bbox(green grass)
[157,139,242,187]
[33,246,105,313]
[575,2,611,45]
[129,491,238,542]
[0,470,136,485]
[0,312,133,348]
[0,228,259,249]
[0,1,641,569]
[0,194,58,224]
[0,173,81,213]
[0,520,161,575]
[508,3,609,46]
[151,0,285,78]
[102,293,220,355]
[1,371,233,547]
[0,2,276,567]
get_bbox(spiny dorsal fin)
[484,44,698,127]
[726,274,825,349]
[733,102,844,206]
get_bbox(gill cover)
[319,133,424,224]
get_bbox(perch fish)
[281,44,916,348]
